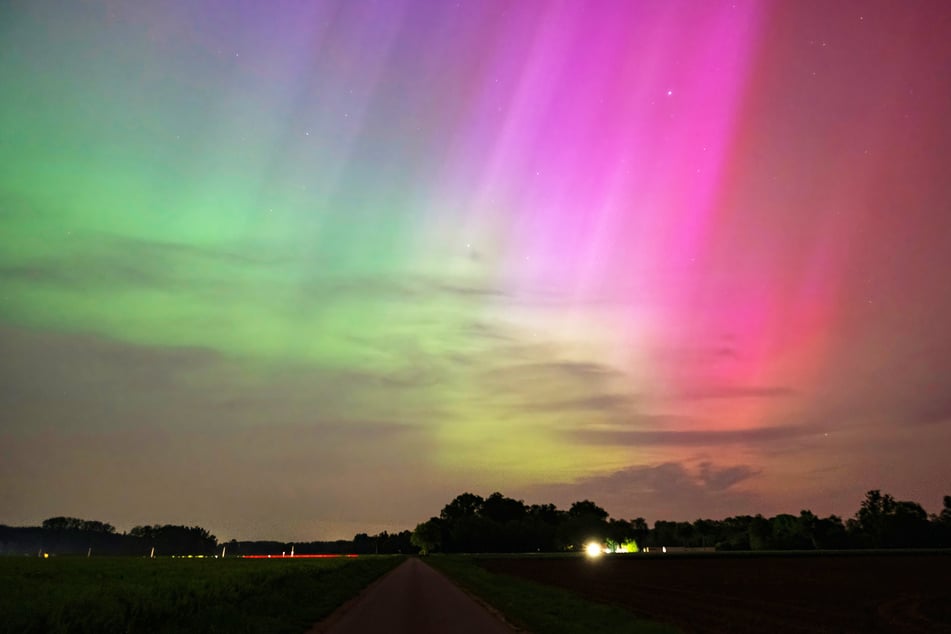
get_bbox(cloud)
[0,323,435,433]
[583,462,760,494]
[0,234,284,293]
[475,359,626,413]
[299,276,419,301]
[697,461,761,490]
[674,386,796,400]
[0,324,219,409]
[713,345,739,359]
[547,361,621,379]
[0,419,441,540]
[521,460,763,522]
[528,393,639,413]
[484,360,621,385]
[568,423,815,447]
[0,325,453,539]
[460,321,517,342]
[431,282,506,298]
[904,394,951,426]
[114,235,282,267]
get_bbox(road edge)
[420,558,528,633]
[306,557,410,634]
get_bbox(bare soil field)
[479,552,951,633]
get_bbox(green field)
[427,555,681,634]
[0,555,402,633]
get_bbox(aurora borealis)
[2,0,950,540]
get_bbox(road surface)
[310,558,517,634]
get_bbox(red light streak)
[240,554,359,559]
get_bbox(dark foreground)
[311,558,515,634]
[0,556,401,633]
[479,552,951,634]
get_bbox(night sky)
[2,1,950,541]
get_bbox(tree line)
[219,530,416,557]
[0,518,415,557]
[2,490,949,556]
[410,490,951,553]
[0,519,219,556]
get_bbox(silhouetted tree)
[847,490,935,548]
[7,488,951,557]
[889,500,931,547]
[815,514,848,549]
[749,515,772,550]
[481,492,527,524]
[674,521,696,547]
[525,504,564,551]
[559,500,609,550]
[129,524,217,555]
[770,513,811,549]
[440,493,484,522]
[42,517,116,533]
[411,518,444,554]
[352,533,373,554]
[693,518,718,548]
[380,530,417,554]
[651,520,680,548]
[716,516,753,550]
[606,518,633,546]
[630,517,649,543]
[849,489,895,547]
[934,495,951,545]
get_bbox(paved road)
[310,558,517,634]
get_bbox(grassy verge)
[427,555,680,634]
[0,555,403,633]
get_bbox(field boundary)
[421,557,527,633]
[306,556,409,633]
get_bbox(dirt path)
[310,558,517,634]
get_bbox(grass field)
[428,555,681,634]
[0,555,402,633]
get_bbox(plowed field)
[479,553,951,633]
